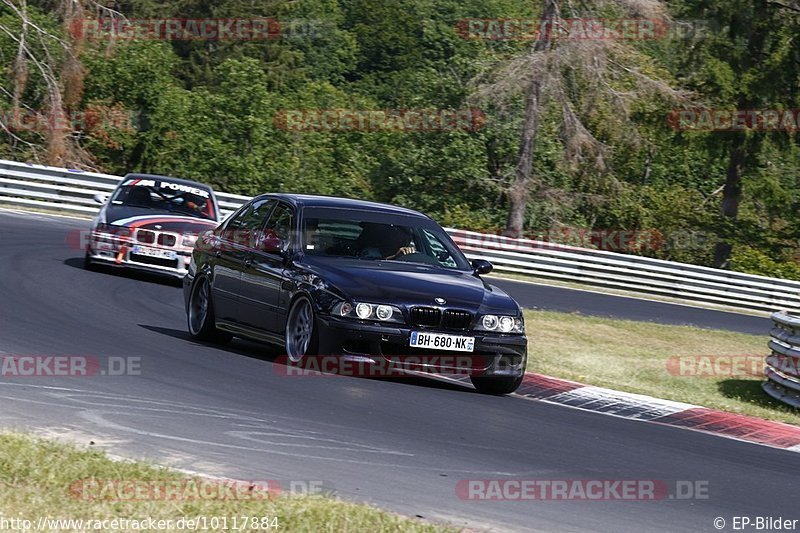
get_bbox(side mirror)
[93,193,108,204]
[258,230,284,254]
[472,259,493,276]
[195,230,217,252]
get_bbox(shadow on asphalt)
[63,257,183,287]
[138,324,474,394]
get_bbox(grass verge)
[0,433,453,532]
[523,310,799,425]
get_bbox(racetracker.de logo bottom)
[456,479,709,501]
[69,479,331,501]
[0,355,140,377]
[272,355,514,377]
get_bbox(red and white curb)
[515,373,800,453]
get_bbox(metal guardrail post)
[763,312,800,408]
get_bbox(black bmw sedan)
[183,194,528,394]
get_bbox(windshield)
[111,178,217,221]
[301,207,471,271]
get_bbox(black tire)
[83,249,97,271]
[470,375,524,395]
[187,276,232,343]
[285,296,319,362]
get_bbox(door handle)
[215,251,222,258]
[243,258,252,268]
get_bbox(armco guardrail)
[447,229,800,314]
[2,158,800,315]
[0,159,250,218]
[764,312,800,408]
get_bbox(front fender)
[285,268,347,317]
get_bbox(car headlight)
[375,305,393,320]
[94,222,119,234]
[356,303,372,319]
[182,234,198,247]
[333,301,404,324]
[93,223,130,240]
[476,314,524,334]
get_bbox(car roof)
[123,173,215,192]
[254,193,430,218]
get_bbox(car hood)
[103,205,217,233]
[301,257,519,313]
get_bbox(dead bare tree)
[0,0,125,168]
[472,0,689,237]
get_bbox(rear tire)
[187,276,232,344]
[470,375,523,395]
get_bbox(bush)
[729,246,800,281]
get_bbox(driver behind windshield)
[184,197,207,214]
[116,184,213,220]
[355,223,414,259]
[382,225,415,259]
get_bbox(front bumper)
[314,315,527,378]
[86,230,192,278]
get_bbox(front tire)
[187,276,232,343]
[285,296,318,362]
[471,375,523,395]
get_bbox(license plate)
[410,331,475,352]
[132,246,177,260]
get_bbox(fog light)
[356,303,373,319]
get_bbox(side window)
[422,229,457,268]
[221,199,275,247]
[263,203,294,246]
[225,199,275,232]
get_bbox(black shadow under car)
[183,194,528,394]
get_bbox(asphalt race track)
[487,278,772,335]
[0,210,796,532]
